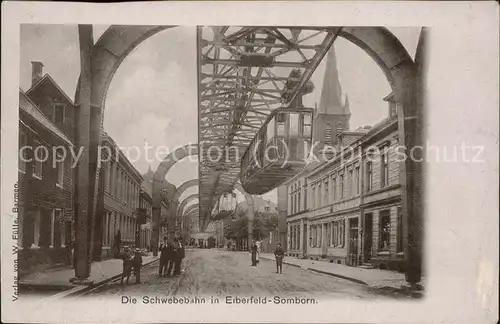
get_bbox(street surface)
[85,249,403,299]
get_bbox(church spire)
[318,45,349,115]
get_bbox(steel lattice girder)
[197,26,342,230]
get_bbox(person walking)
[256,240,261,265]
[120,248,133,285]
[158,236,169,277]
[173,239,185,276]
[274,243,285,274]
[133,248,143,284]
[250,240,258,266]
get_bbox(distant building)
[142,166,176,243]
[138,188,153,251]
[18,87,75,277]
[96,132,143,260]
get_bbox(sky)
[19,25,420,203]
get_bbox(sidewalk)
[256,252,421,290]
[20,253,159,298]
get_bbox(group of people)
[158,236,185,277]
[250,240,285,274]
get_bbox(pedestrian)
[250,240,258,266]
[114,230,122,258]
[173,239,184,276]
[256,240,261,265]
[158,236,168,277]
[274,243,285,274]
[133,248,143,284]
[120,248,132,285]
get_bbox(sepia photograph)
[15,24,425,301]
[1,2,498,324]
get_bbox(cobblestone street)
[85,249,402,299]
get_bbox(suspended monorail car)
[212,191,237,220]
[240,107,314,194]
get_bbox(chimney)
[31,61,44,87]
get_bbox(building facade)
[283,45,405,272]
[138,189,153,251]
[96,133,143,259]
[18,90,75,277]
[286,116,402,269]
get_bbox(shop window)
[379,210,391,251]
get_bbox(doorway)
[348,218,359,266]
[364,213,373,263]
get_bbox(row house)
[18,89,75,277]
[96,132,143,259]
[142,167,176,245]
[286,102,404,271]
[18,61,77,276]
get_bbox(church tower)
[312,45,351,151]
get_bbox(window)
[381,149,389,187]
[339,175,344,199]
[289,113,299,136]
[331,177,336,201]
[355,167,360,195]
[397,207,403,253]
[56,154,64,187]
[298,190,301,212]
[366,162,373,192]
[32,141,44,179]
[311,186,315,209]
[19,130,28,173]
[52,209,63,247]
[29,209,41,248]
[266,117,275,143]
[54,104,65,124]
[318,183,322,207]
[349,169,353,197]
[304,183,308,210]
[302,113,312,138]
[276,112,286,137]
[379,210,391,251]
[324,179,329,205]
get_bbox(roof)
[19,89,73,147]
[309,117,398,178]
[317,46,350,116]
[26,74,74,106]
[101,132,143,182]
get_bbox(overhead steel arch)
[184,204,199,219]
[177,193,199,218]
[169,179,199,234]
[173,179,199,202]
[153,144,198,183]
[76,25,421,281]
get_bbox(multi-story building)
[141,166,176,244]
[96,132,143,259]
[18,89,75,277]
[283,46,404,271]
[138,188,153,251]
